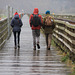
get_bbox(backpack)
[45,16,53,26]
[30,14,41,27]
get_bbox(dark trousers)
[45,33,52,48]
[13,31,20,46]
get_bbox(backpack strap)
[32,14,34,15]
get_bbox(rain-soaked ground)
[0,15,71,75]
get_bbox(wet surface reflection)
[0,15,71,75]
[33,50,40,56]
[46,50,51,56]
[12,55,21,75]
[31,50,41,74]
[14,48,20,56]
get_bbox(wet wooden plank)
[0,15,71,75]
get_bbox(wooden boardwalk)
[0,15,71,75]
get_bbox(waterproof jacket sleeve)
[39,15,43,25]
[42,17,46,29]
[29,14,33,27]
[11,19,14,27]
[51,17,55,29]
[19,19,23,27]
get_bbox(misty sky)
[0,0,75,15]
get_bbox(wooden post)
[7,6,10,39]
[12,7,13,18]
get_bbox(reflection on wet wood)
[0,15,71,75]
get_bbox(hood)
[14,15,19,19]
[33,8,39,14]
[14,12,18,15]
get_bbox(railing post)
[12,7,13,18]
[7,6,10,39]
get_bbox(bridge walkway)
[0,15,71,75]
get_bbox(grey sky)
[0,0,75,15]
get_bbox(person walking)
[11,12,23,49]
[43,10,55,50]
[29,8,43,50]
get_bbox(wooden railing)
[53,20,75,61]
[0,14,24,50]
[0,18,12,50]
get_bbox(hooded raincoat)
[11,15,23,32]
[14,12,18,16]
[29,8,43,30]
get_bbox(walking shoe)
[33,46,36,50]
[37,44,40,49]
[48,48,50,50]
[18,45,20,48]
[14,46,17,49]
[47,46,50,50]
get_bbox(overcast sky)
[0,0,75,15]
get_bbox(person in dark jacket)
[11,14,23,49]
[29,8,43,50]
[43,10,55,50]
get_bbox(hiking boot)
[14,46,17,49]
[18,45,20,48]
[33,46,36,50]
[47,46,50,50]
[37,44,40,49]
[48,48,50,50]
[47,47,50,50]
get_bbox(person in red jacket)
[29,8,43,50]
[14,12,18,16]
